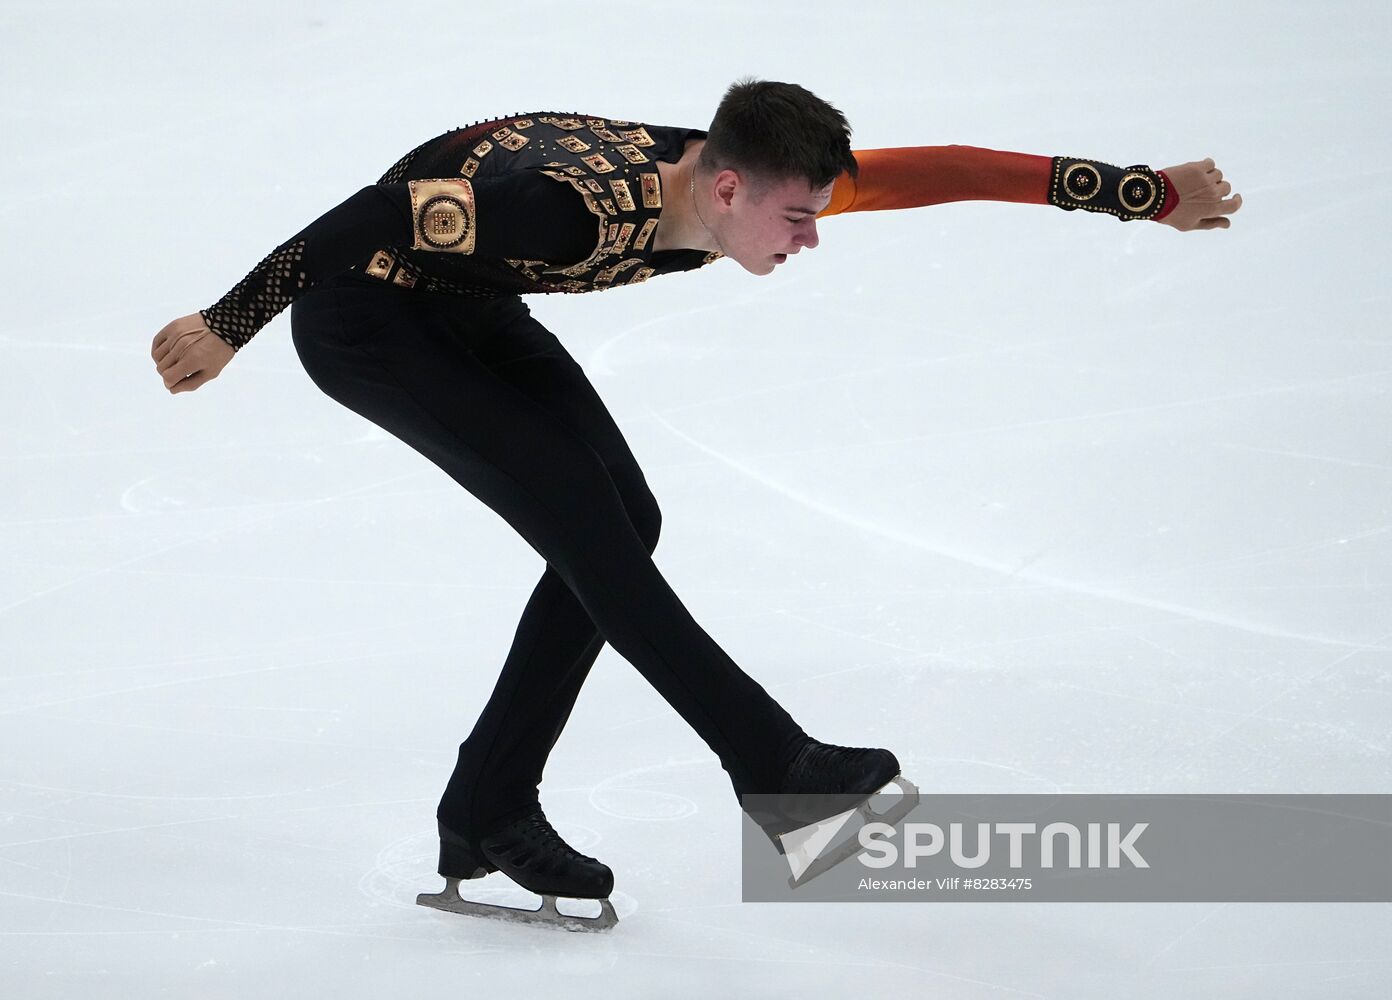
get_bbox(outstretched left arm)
[820,146,1242,232]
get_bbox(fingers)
[1195,194,1242,230]
[156,342,184,376]
[152,325,177,363]
[159,333,205,389]
[155,328,203,376]
[1214,193,1243,215]
[163,357,195,390]
[170,369,212,393]
[152,316,189,361]
[164,355,209,391]
[152,313,210,364]
[153,314,223,393]
[152,333,180,365]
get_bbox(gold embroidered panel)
[368,113,727,295]
[408,178,477,254]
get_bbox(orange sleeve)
[819,145,1053,218]
[819,146,1177,220]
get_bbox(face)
[710,171,835,275]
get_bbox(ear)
[712,167,741,209]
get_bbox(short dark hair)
[697,77,858,199]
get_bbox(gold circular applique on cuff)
[1118,172,1158,213]
[1062,162,1102,202]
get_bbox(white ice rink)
[3,1,1389,996]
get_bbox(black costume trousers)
[289,275,807,837]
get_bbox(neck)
[654,140,721,254]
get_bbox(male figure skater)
[150,77,1241,929]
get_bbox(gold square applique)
[639,173,661,208]
[558,135,592,153]
[609,178,635,211]
[498,132,530,151]
[460,157,479,177]
[634,217,659,250]
[612,221,636,254]
[619,127,654,147]
[615,144,649,164]
[408,178,477,254]
[582,153,616,174]
[473,140,494,158]
[365,250,394,279]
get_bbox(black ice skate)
[744,739,920,888]
[416,807,618,932]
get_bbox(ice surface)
[3,1,1390,997]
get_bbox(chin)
[735,257,776,276]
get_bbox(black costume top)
[202,112,723,352]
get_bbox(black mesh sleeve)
[200,185,413,352]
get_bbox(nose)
[797,220,819,251]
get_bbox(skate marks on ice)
[585,757,705,822]
[772,776,920,889]
[647,411,1392,653]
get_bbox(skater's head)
[694,77,857,276]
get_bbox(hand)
[151,312,235,393]
[1156,158,1243,231]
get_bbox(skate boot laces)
[783,740,900,795]
[482,808,601,877]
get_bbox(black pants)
[289,275,807,837]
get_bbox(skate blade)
[416,877,618,932]
[771,774,919,854]
[779,775,920,890]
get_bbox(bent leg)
[438,310,668,832]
